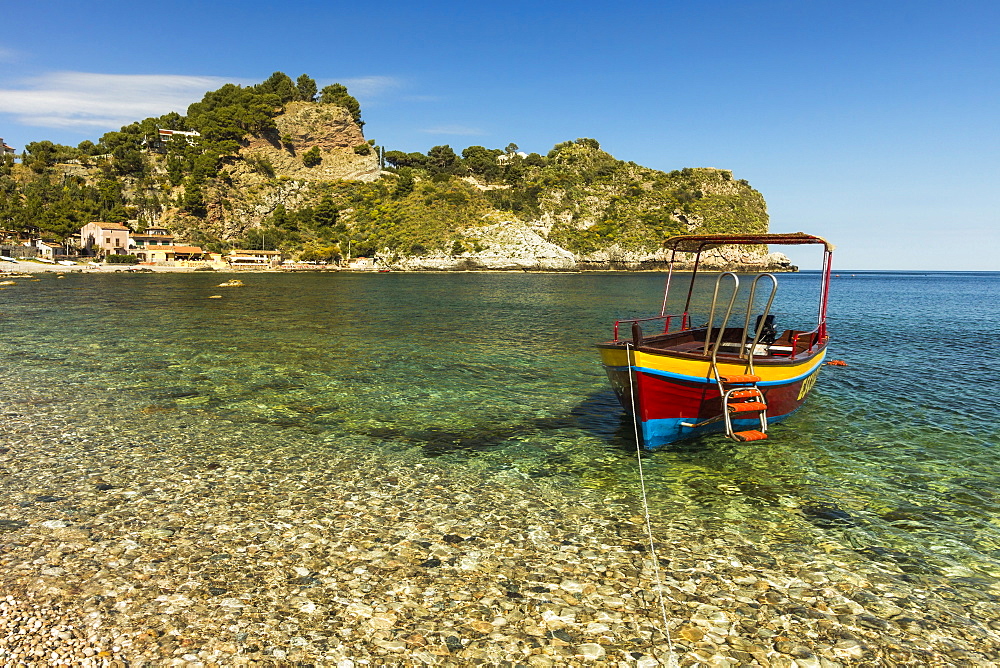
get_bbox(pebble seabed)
[2,387,1000,667]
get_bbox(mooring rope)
[625,343,676,663]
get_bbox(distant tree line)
[384,142,546,183]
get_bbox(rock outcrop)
[573,244,793,271]
[383,231,792,272]
[389,221,577,271]
[240,101,379,183]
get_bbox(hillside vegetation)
[0,72,770,267]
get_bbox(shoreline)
[6,262,997,276]
[1,261,796,276]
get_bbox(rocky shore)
[2,379,999,667]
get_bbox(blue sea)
[2,269,999,597]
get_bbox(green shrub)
[246,153,275,177]
[303,146,322,167]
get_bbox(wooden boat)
[596,233,834,449]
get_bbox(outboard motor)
[754,314,777,345]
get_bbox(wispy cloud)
[420,125,486,136]
[339,76,401,98]
[0,45,19,64]
[0,70,407,134]
[0,71,236,131]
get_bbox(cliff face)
[160,102,379,243]
[390,220,791,271]
[241,101,379,182]
[390,222,578,271]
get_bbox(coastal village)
[0,220,379,271]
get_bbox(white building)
[347,256,378,270]
[496,151,528,166]
[226,249,281,266]
[158,129,201,143]
[142,129,202,153]
[23,239,61,260]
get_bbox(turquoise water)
[3,270,999,591]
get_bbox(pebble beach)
[2,384,999,667]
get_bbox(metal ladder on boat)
[718,377,769,442]
[683,272,778,442]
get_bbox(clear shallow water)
[3,270,999,591]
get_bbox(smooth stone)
[576,643,605,659]
[832,639,864,659]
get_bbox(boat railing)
[741,273,778,374]
[790,327,826,359]
[704,273,740,358]
[613,313,688,342]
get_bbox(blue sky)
[1,0,997,270]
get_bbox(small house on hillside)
[0,138,15,157]
[81,222,130,256]
[496,151,528,166]
[143,129,201,153]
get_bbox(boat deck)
[599,326,823,363]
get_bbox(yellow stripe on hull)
[598,346,827,384]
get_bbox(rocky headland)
[3,73,784,273]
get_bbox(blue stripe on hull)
[639,411,797,449]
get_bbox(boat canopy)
[664,233,834,253]
[657,231,834,349]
